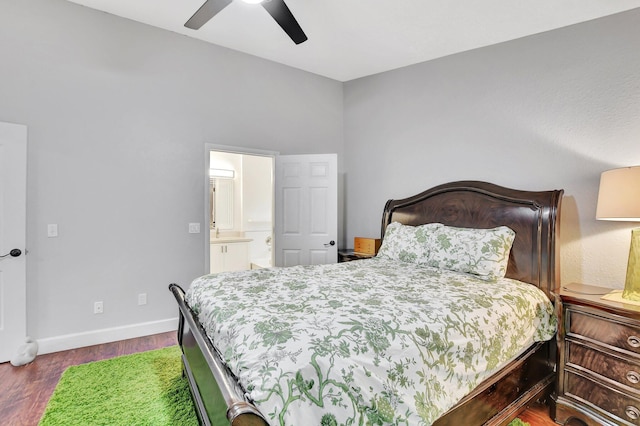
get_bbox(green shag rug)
[39,345,531,426]
[39,346,198,426]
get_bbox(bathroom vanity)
[210,237,252,273]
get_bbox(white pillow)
[426,225,516,280]
[377,222,443,264]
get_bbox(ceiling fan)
[185,0,308,45]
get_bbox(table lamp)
[596,166,640,301]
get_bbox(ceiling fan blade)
[185,0,232,30]
[261,0,307,44]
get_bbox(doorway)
[206,146,275,274]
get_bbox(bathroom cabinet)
[210,239,250,273]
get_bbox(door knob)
[0,248,22,258]
[324,241,335,247]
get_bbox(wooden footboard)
[170,284,267,426]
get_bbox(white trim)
[36,318,178,355]
[206,143,278,157]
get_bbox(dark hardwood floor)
[0,332,177,426]
[520,402,561,426]
[0,331,558,425]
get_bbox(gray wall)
[0,0,343,341]
[344,9,640,288]
[3,0,639,346]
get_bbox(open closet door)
[274,154,337,267]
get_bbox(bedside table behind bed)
[337,249,375,263]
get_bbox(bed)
[169,180,563,426]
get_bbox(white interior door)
[0,122,27,363]
[275,154,337,267]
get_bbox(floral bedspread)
[185,257,556,425]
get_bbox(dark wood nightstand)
[337,249,375,263]
[553,283,640,425]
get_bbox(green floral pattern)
[186,258,556,425]
[377,223,515,281]
[426,225,516,280]
[377,222,443,264]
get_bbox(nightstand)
[553,283,640,425]
[337,249,375,263]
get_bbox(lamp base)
[621,228,640,301]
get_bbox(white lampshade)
[596,166,640,221]
[596,166,640,301]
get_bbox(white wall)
[344,9,640,289]
[0,0,343,349]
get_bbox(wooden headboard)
[381,181,563,298]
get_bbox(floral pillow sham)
[378,222,515,280]
[376,222,442,264]
[427,225,516,280]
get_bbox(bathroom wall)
[242,155,274,266]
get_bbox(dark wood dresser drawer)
[569,309,640,355]
[566,370,640,425]
[554,284,640,426]
[567,341,640,392]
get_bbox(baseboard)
[37,317,178,355]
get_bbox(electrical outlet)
[47,224,58,237]
[138,293,147,306]
[94,301,103,314]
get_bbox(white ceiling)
[66,0,640,82]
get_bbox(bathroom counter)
[210,237,253,244]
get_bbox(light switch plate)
[138,293,147,306]
[188,223,200,233]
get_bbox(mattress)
[185,257,556,425]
